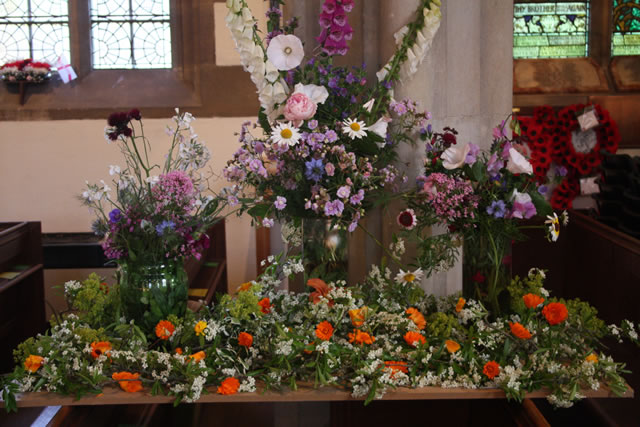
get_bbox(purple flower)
[391,101,407,115]
[555,165,568,177]
[328,76,340,89]
[155,220,175,236]
[487,153,504,176]
[538,185,548,195]
[348,212,360,232]
[346,72,356,84]
[308,120,318,130]
[262,218,274,228]
[324,199,344,216]
[492,120,509,139]
[325,162,335,176]
[486,200,506,218]
[325,130,338,143]
[274,196,287,210]
[227,195,239,206]
[465,143,480,165]
[337,185,351,199]
[109,208,122,223]
[349,189,364,205]
[511,201,536,219]
[305,158,325,182]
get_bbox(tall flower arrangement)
[402,119,567,314]
[223,0,442,234]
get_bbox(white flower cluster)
[63,279,82,296]
[377,0,442,83]
[225,0,289,117]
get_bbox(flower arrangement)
[223,0,442,231]
[0,59,51,83]
[2,267,637,411]
[81,109,226,328]
[401,119,567,313]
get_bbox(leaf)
[247,204,270,219]
[258,109,272,134]
[471,161,485,183]
[529,190,552,218]
[352,137,380,156]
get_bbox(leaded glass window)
[513,2,590,59]
[612,0,640,56]
[90,0,172,69]
[0,0,70,64]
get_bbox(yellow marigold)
[217,377,240,395]
[315,321,334,341]
[348,329,375,345]
[189,351,206,363]
[403,331,426,348]
[509,322,532,340]
[24,355,44,373]
[522,293,545,309]
[445,340,461,353]
[405,307,426,330]
[238,332,253,347]
[349,307,368,327]
[483,361,500,379]
[112,371,143,393]
[155,320,175,340]
[455,297,466,313]
[91,341,112,359]
[194,320,207,336]
[586,353,599,363]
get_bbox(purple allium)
[274,196,287,210]
[305,158,325,182]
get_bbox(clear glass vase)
[301,218,349,283]
[118,259,188,330]
[462,231,512,316]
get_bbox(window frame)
[0,0,259,120]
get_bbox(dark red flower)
[128,108,142,120]
[472,272,485,283]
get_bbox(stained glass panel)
[90,0,172,69]
[0,0,70,65]
[612,0,640,56]
[513,2,590,59]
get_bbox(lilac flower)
[492,120,509,139]
[227,195,239,206]
[328,76,340,89]
[348,212,360,232]
[308,120,318,130]
[391,101,407,115]
[325,130,338,143]
[308,132,325,149]
[486,200,507,218]
[254,141,264,154]
[337,185,351,199]
[349,189,364,205]
[465,143,480,165]
[274,196,287,210]
[487,153,504,176]
[305,158,325,182]
[262,218,274,228]
[383,80,392,89]
[155,220,175,236]
[109,208,122,223]
[346,72,356,84]
[538,185,548,195]
[555,165,568,177]
[324,199,344,216]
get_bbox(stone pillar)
[379,0,514,296]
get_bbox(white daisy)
[270,122,301,147]
[545,213,560,242]
[395,268,424,284]
[342,118,368,139]
[561,210,569,226]
[266,34,304,71]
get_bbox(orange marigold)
[258,297,272,314]
[315,321,334,341]
[155,320,175,340]
[112,372,143,393]
[91,341,112,359]
[217,377,240,395]
[586,353,599,363]
[445,340,461,353]
[509,322,532,340]
[189,351,206,362]
[308,278,333,306]
[383,361,409,374]
[522,293,545,309]
[542,302,568,326]
[349,307,368,327]
[194,320,207,336]
[455,297,466,313]
[348,329,375,345]
[24,355,44,373]
[483,361,500,379]
[403,331,426,348]
[238,282,253,292]
[405,307,426,330]
[238,332,253,347]
[175,347,183,355]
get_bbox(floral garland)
[518,104,621,210]
[0,59,51,83]
[2,268,637,412]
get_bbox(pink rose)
[284,93,317,126]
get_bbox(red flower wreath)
[518,107,556,183]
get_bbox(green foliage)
[219,285,263,321]
[66,273,120,327]
[507,272,546,313]
[425,312,460,338]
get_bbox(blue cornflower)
[305,158,325,182]
[155,220,175,236]
[486,200,507,218]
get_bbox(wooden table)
[2,383,633,408]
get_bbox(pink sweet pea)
[284,92,317,126]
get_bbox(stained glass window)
[513,2,590,59]
[612,0,640,56]
[0,0,70,65]
[90,0,172,69]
